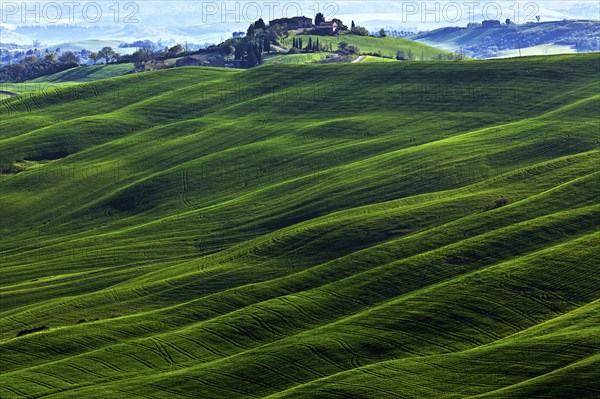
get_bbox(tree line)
[0,46,122,82]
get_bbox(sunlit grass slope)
[0,63,134,96]
[290,31,453,58]
[0,54,599,398]
[261,52,328,65]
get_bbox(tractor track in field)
[0,90,18,97]
[14,375,58,390]
[260,111,274,129]
[299,343,346,371]
[89,355,126,374]
[67,363,105,379]
[0,383,29,397]
[254,304,296,330]
[335,338,363,368]
[29,94,43,110]
[150,338,175,366]
[181,169,191,206]
[89,83,100,97]
[158,337,197,361]
[31,369,79,385]
[179,335,228,358]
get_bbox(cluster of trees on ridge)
[0,46,120,82]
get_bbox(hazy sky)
[1,1,599,30]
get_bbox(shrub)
[0,163,24,174]
[486,197,513,210]
[17,326,49,337]
[351,26,370,36]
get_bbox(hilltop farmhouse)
[316,21,338,34]
[269,16,313,29]
[482,20,501,28]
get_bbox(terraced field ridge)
[0,53,599,398]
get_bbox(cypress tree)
[255,18,266,30]
[234,43,244,60]
[256,44,262,61]
[247,50,257,68]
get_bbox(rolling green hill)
[412,19,600,58]
[261,52,328,65]
[0,54,599,398]
[0,63,134,96]
[287,31,453,59]
[29,63,135,83]
[359,55,397,63]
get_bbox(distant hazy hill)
[0,24,230,51]
[412,20,600,58]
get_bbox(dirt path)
[271,45,287,53]
[352,56,366,63]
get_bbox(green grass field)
[412,19,599,59]
[0,54,599,398]
[497,44,577,58]
[261,52,328,65]
[287,32,453,59]
[30,63,135,83]
[359,55,397,63]
[0,63,134,96]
